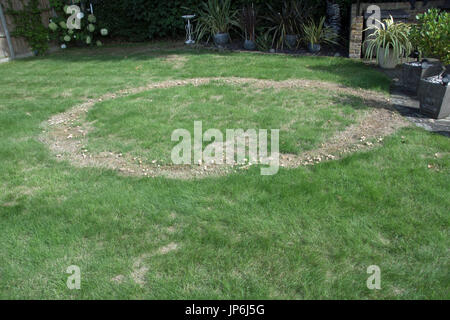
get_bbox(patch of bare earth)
[111,274,125,284]
[131,254,150,287]
[40,77,409,179]
[130,243,179,286]
[279,108,408,167]
[163,54,188,69]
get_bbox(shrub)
[48,0,108,48]
[410,8,450,65]
[93,0,321,43]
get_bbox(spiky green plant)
[240,3,256,42]
[364,16,412,63]
[263,1,300,50]
[194,0,240,43]
[302,16,338,46]
[255,30,272,52]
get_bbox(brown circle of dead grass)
[39,77,409,179]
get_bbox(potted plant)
[240,3,256,50]
[195,0,239,47]
[414,9,450,119]
[402,9,448,94]
[264,1,303,50]
[302,17,338,53]
[364,16,412,69]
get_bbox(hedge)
[94,0,324,42]
[92,1,417,42]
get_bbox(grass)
[86,82,363,162]
[0,42,448,299]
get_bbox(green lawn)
[86,82,362,162]
[0,42,448,299]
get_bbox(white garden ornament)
[182,15,195,45]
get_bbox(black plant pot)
[402,60,442,95]
[243,39,256,51]
[418,77,450,119]
[308,43,321,53]
[214,33,229,46]
[285,35,298,49]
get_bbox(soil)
[202,39,348,57]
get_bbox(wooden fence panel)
[0,11,7,58]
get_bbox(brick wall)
[349,16,363,59]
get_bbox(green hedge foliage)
[94,0,324,42]
[92,1,416,42]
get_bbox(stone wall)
[348,0,447,59]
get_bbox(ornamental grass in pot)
[302,16,338,53]
[195,0,239,46]
[364,16,412,69]
[240,3,257,50]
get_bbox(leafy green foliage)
[92,0,326,43]
[410,9,450,65]
[94,0,203,42]
[48,0,107,47]
[4,0,49,55]
[255,30,272,51]
[364,16,412,63]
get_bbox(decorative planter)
[308,43,321,53]
[418,76,450,119]
[243,39,256,51]
[285,35,298,49]
[377,48,399,69]
[214,33,229,46]
[402,60,443,94]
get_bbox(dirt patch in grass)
[158,242,179,254]
[111,274,125,284]
[129,242,179,286]
[278,107,408,168]
[40,77,409,179]
[163,54,188,69]
[131,256,149,287]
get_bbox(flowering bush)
[48,0,108,48]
